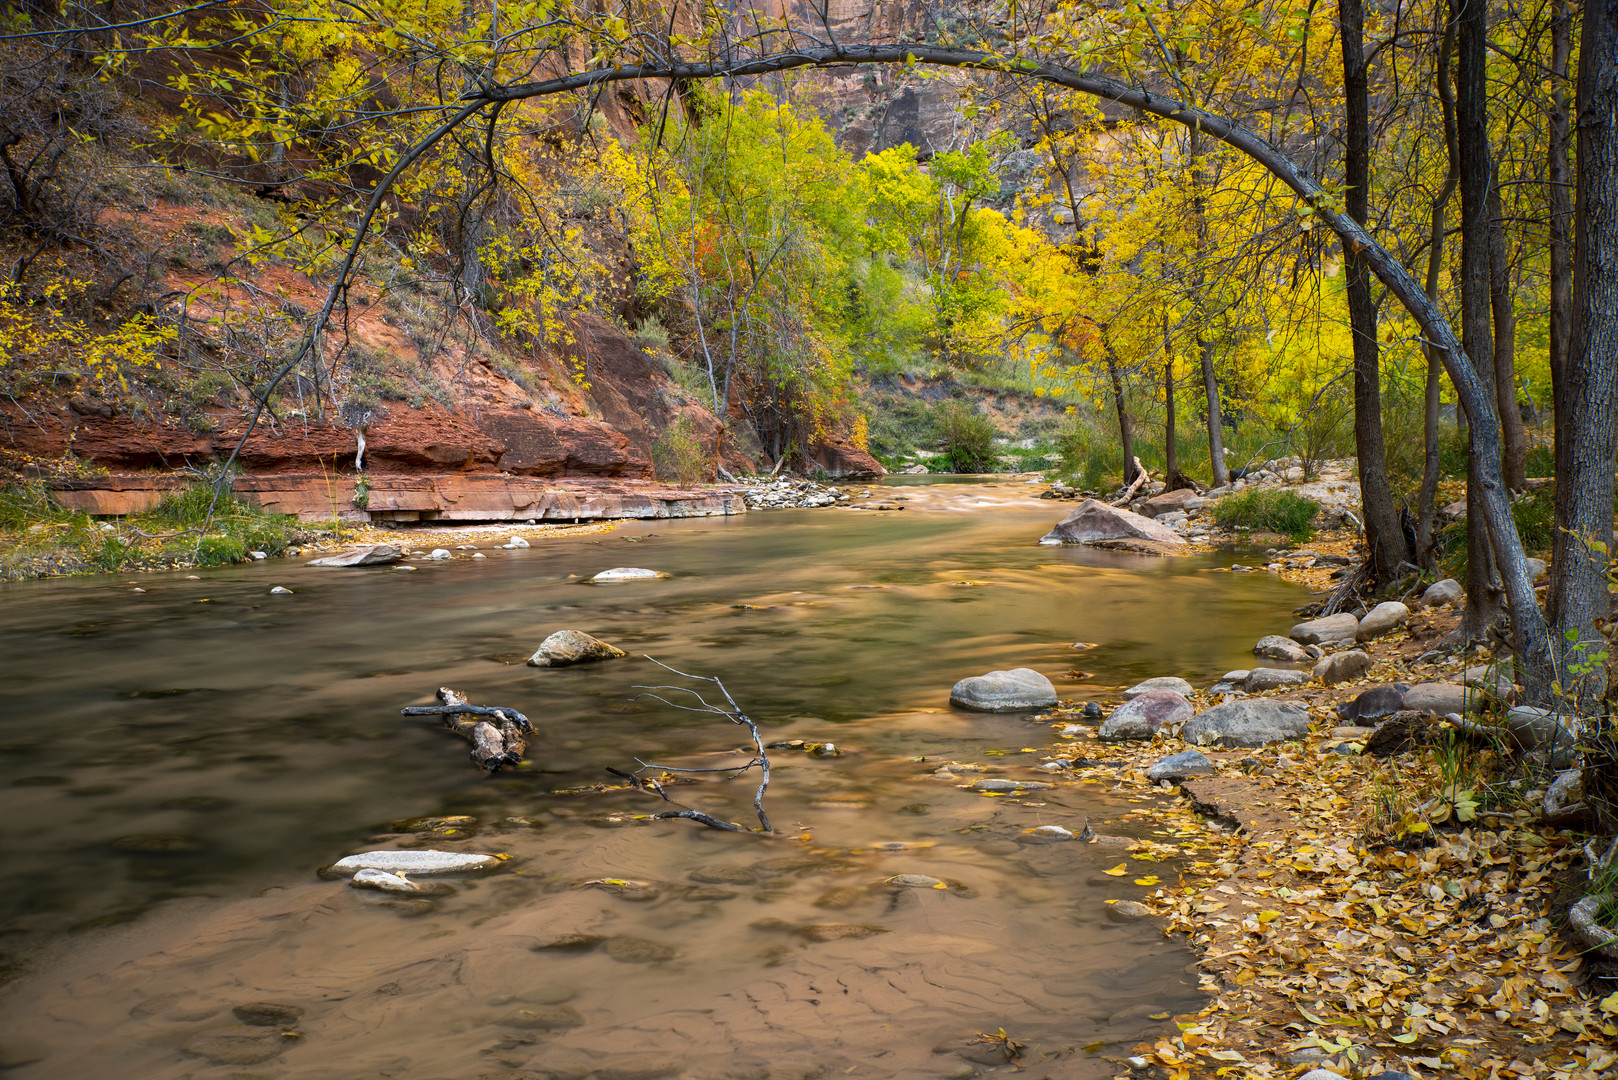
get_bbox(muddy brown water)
[0,478,1306,1079]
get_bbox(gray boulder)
[1290,612,1359,646]
[950,668,1058,712]
[1099,690,1193,740]
[1038,499,1187,546]
[1254,635,1310,662]
[1147,750,1216,782]
[1221,669,1251,683]
[528,629,627,668]
[1337,684,1411,722]
[1402,682,1487,715]
[1421,578,1464,607]
[1183,700,1312,748]
[1313,649,1372,686]
[306,543,401,567]
[1244,667,1313,692]
[1542,769,1591,827]
[1525,557,1548,583]
[1356,601,1411,641]
[1124,676,1194,699]
[1138,488,1206,517]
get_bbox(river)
[0,477,1307,1079]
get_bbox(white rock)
[270,586,292,595]
[591,567,661,582]
[249,550,267,560]
[1124,676,1194,699]
[328,850,501,876]
[429,549,452,560]
[1356,601,1411,641]
[506,536,530,549]
[350,868,430,893]
[969,777,1054,793]
[471,553,486,559]
[1024,825,1075,841]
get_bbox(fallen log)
[402,687,529,772]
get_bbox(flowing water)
[0,478,1306,1079]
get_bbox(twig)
[623,657,772,832]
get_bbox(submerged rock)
[1183,700,1310,748]
[327,850,500,876]
[1037,499,1187,546]
[232,1003,304,1027]
[969,777,1054,793]
[527,629,627,667]
[949,667,1058,711]
[305,543,401,567]
[349,868,452,896]
[1099,690,1193,740]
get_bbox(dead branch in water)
[402,687,530,772]
[623,657,772,833]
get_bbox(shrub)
[196,533,246,566]
[932,400,997,473]
[651,416,713,484]
[1212,488,1320,541]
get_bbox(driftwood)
[1109,458,1149,507]
[402,687,531,772]
[621,658,773,832]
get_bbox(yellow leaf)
[1104,863,1128,876]
[1135,876,1161,886]
[1258,910,1281,923]
[1391,1032,1419,1043]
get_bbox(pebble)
[270,586,291,594]
[428,549,451,560]
[1108,900,1153,921]
[886,873,948,889]
[249,550,267,560]
[327,850,501,876]
[1023,825,1075,841]
[472,552,486,559]
[737,477,855,509]
[393,564,416,571]
[350,868,450,895]
[504,536,530,549]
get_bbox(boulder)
[1182,699,1311,748]
[1402,682,1487,715]
[1461,663,1515,702]
[1525,557,1548,583]
[1221,669,1251,683]
[1356,601,1411,641]
[1313,649,1373,686]
[1337,684,1412,723]
[527,630,627,667]
[1038,499,1187,546]
[590,567,661,582]
[1542,769,1592,827]
[1147,750,1216,782]
[1123,676,1194,699]
[1098,690,1194,740]
[1362,711,1429,757]
[949,668,1058,712]
[327,850,501,876]
[1244,667,1313,692]
[1502,706,1580,768]
[1138,488,1206,517]
[1421,578,1463,607]
[1290,612,1359,646]
[305,543,401,567]
[1254,635,1310,662]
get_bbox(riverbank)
[1063,539,1615,1079]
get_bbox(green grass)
[931,401,997,473]
[1211,488,1321,542]
[0,479,309,579]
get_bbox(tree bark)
[1454,0,1508,644]
[1197,336,1229,487]
[1487,176,1527,491]
[1547,0,1575,476]
[1340,0,1413,584]
[1164,355,1178,482]
[1548,0,1618,705]
[1417,18,1461,569]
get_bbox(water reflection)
[0,479,1306,1078]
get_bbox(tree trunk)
[1548,0,1618,705]
[1454,0,1507,644]
[1164,357,1178,482]
[1548,0,1575,479]
[1340,0,1413,583]
[1417,17,1460,569]
[1487,177,1527,491]
[1197,336,1229,487]
[1106,347,1139,486]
